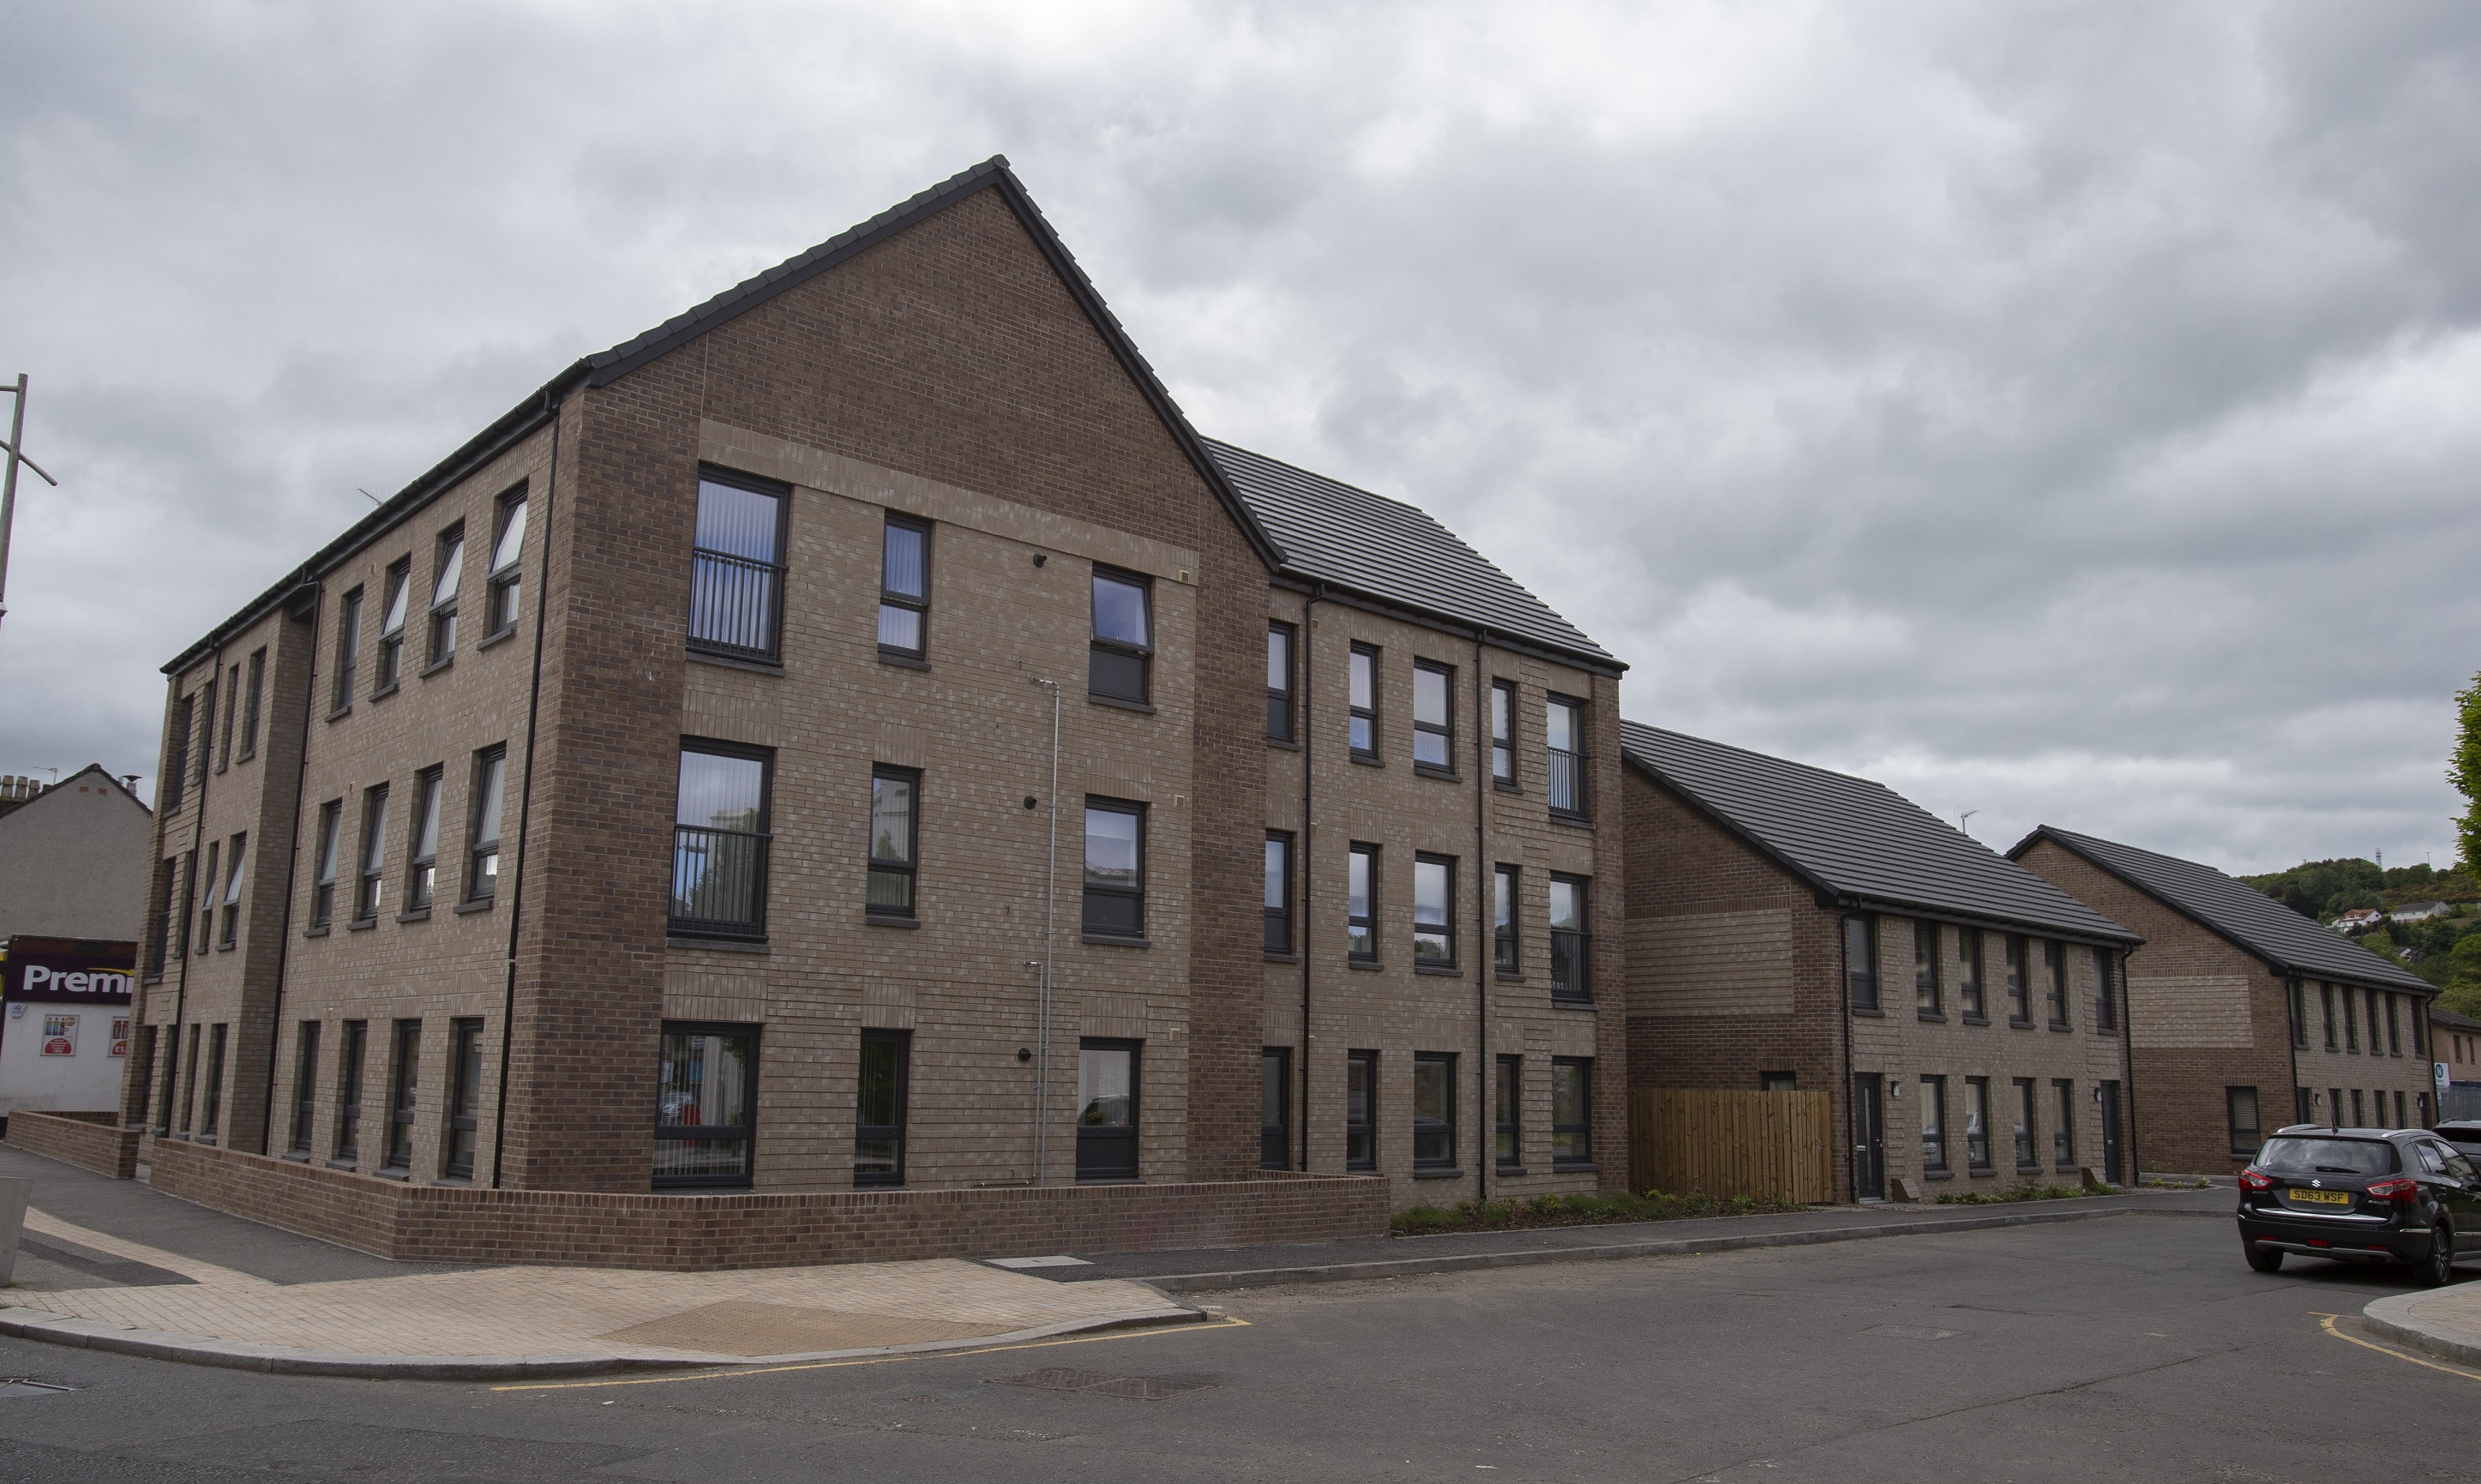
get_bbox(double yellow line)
[2313,1312,2481,1383]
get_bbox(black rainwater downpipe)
[1297,586,1321,1170]
[1473,623,1490,1202]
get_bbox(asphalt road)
[2,1208,2474,1483]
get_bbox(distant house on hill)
[2388,901,2453,923]
[2333,908,2384,933]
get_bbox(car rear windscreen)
[2256,1138,2400,1175]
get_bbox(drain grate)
[989,1367,1219,1402]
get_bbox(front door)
[2100,1081,2124,1186]
[1076,1040,1140,1182]
[1853,1074,1885,1200]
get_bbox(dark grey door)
[1853,1074,1885,1200]
[1076,1039,1140,1182]
[2100,1081,2124,1186]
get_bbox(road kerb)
[2362,1286,2481,1371]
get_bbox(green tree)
[2456,668,2481,875]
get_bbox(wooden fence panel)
[1629,1089,1834,1205]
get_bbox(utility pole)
[0,374,63,637]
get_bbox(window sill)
[867,914,922,929]
[477,625,519,652]
[1264,952,1299,964]
[1496,1163,1527,1176]
[1265,736,1301,752]
[667,934,770,953]
[1087,694,1156,715]
[325,705,352,724]
[1496,970,1526,983]
[1415,964,1463,978]
[346,918,377,933]
[877,651,930,671]
[300,926,330,940]
[1414,1167,1464,1181]
[1348,959,1384,972]
[453,898,494,915]
[1967,1164,1995,1177]
[1918,1011,1946,1023]
[373,1168,410,1182]
[1552,1161,1600,1174]
[215,942,237,953]
[1349,753,1385,769]
[1925,1169,1955,1181]
[395,909,432,924]
[1550,994,1595,1010]
[1083,934,1150,948]
[434,1175,473,1187]
[2016,1164,2043,1175]
[280,1151,310,1163]
[2048,1023,2074,1034]
[1849,1006,1883,1018]
[326,1159,359,1173]
[369,681,399,702]
[2009,1017,2034,1030]
[1414,766,1462,784]
[143,973,164,985]
[1549,813,1595,831]
[687,648,785,677]
[1493,779,1521,795]
[419,655,454,679]
[1961,1014,1989,1026]
[235,749,255,766]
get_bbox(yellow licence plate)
[2287,1189,2352,1205]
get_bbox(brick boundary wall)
[142,1137,1391,1271]
[5,1112,141,1181]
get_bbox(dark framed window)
[1081,798,1145,939]
[655,1022,757,1188]
[1552,1057,1592,1167]
[201,1024,228,1139]
[2094,948,2118,1031]
[670,742,772,939]
[868,766,919,918]
[217,662,238,772]
[486,487,527,637]
[1490,679,1516,786]
[218,832,245,947]
[1261,1047,1292,1170]
[2344,988,2359,1052]
[466,748,506,903]
[877,514,929,660]
[1346,844,1378,961]
[1546,695,1586,818]
[1845,915,1878,1013]
[1414,854,1456,967]
[237,648,265,761]
[1346,1050,1378,1170]
[2051,1079,2076,1169]
[2351,1088,2364,1125]
[194,676,216,790]
[856,1030,910,1186]
[1495,1054,1522,1168]
[2286,982,2307,1048]
[1413,661,1454,772]
[1919,1074,1948,1172]
[309,802,342,928]
[148,857,178,973]
[1962,1077,1991,1170]
[688,471,788,661]
[405,766,443,911]
[2221,1086,2262,1158]
[2387,994,2402,1056]
[2044,940,2070,1028]
[155,1025,178,1135]
[427,525,465,665]
[332,587,363,713]
[1266,623,1295,741]
[1761,1071,1798,1091]
[1348,645,1379,757]
[2367,989,2382,1054]
[1088,568,1152,704]
[1493,865,1518,975]
[290,1022,321,1156]
[163,694,193,810]
[2322,984,2337,1050]
[383,1019,422,1171]
[1264,832,1293,954]
[130,1025,155,1132]
[2295,1085,2312,1124]
[334,1020,367,1163]
[1957,926,1985,1018]
[1075,1038,1140,1182]
[2012,1077,2038,1170]
[1549,874,1589,1001]
[443,1018,483,1180]
[177,1024,200,1133]
[376,558,411,691]
[2004,934,2030,1023]
[1914,921,1941,1016]
[1413,1053,1457,1169]
[195,840,219,952]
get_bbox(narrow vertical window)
[868,766,919,918]
[1963,1078,1991,1170]
[1495,1055,1522,1169]
[856,1030,910,1186]
[1412,1053,1457,1169]
[1549,874,1590,1001]
[217,663,238,771]
[219,832,246,946]
[2094,948,2118,1031]
[2005,935,2030,1022]
[2045,940,2070,1028]
[1490,679,1516,785]
[2287,982,2308,1048]
[443,1018,483,1180]
[1914,921,1942,1016]
[2224,1087,2262,1157]
[486,489,527,635]
[237,648,265,760]
[1919,1075,1948,1172]
[406,767,443,911]
[1957,926,1985,1018]
[1546,695,1586,817]
[1265,623,1295,741]
[1074,1039,1140,1182]
[178,1024,201,1133]
[1845,915,1879,1013]
[1413,855,1455,967]
[656,1023,757,1187]
[2321,984,2336,1050]
[199,1024,228,1139]
[156,1026,179,1134]
[877,515,929,660]
[2367,990,2382,1054]
[163,694,193,810]
[2051,1080,2076,1168]
[290,1023,321,1156]
[1348,645,1379,757]
[670,744,772,939]
[466,748,505,903]
[195,676,217,790]
[2344,989,2359,1052]
[149,858,179,973]
[1088,568,1152,703]
[1263,832,1293,954]
[1413,662,1454,771]
[1346,844,1378,961]
[1493,865,1518,975]
[334,1020,367,1163]
[2012,1078,2038,1169]
[332,587,363,712]
[195,840,219,952]
[375,559,411,691]
[309,802,342,928]
[383,1020,422,1171]
[1346,1050,1378,1170]
[1552,1057,1593,1167]
[355,785,389,922]
[1261,1048,1292,1170]
[426,525,465,665]
[688,473,787,661]
[1080,799,1145,939]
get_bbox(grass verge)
[1932,1181,2098,1205]
[1391,1190,1805,1235]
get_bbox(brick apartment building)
[2011,827,2440,1173]
[2436,1005,2481,1122]
[123,157,1625,1232]
[1622,724,2142,1201]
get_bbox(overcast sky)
[3,2,2475,874]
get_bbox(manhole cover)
[989,1367,1218,1402]
[1863,1324,1956,1341]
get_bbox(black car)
[2237,1125,2481,1286]
[2435,1121,2481,1163]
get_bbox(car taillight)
[2239,1169,2274,1192]
[2364,1177,2418,1203]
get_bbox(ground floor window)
[1962,1077,1991,1171]
[2226,1086,2260,1157]
[1346,1051,1378,1170]
[1077,1039,1139,1181]
[2012,1078,2038,1170]
[335,1021,367,1163]
[200,1024,228,1140]
[384,1019,422,1170]
[1261,1047,1291,1170]
[1552,1057,1592,1167]
[443,1018,484,1180]
[1761,1070,1797,1091]
[2051,1080,2076,1169]
[856,1030,909,1187]
[1496,1055,1522,1169]
[655,1022,757,1188]
[290,1022,321,1156]
[1413,1052,1457,1169]
[1919,1074,1947,1173]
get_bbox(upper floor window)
[237,649,265,761]
[1264,832,1293,954]
[376,559,411,691]
[217,662,238,772]
[1089,569,1152,704]
[195,840,219,952]
[2321,984,2337,1050]
[688,473,787,662]
[1846,915,1878,1012]
[218,833,247,947]
[2288,980,2308,1049]
[428,526,464,666]
[355,785,389,922]
[868,766,919,918]
[310,801,342,928]
[2004,934,2031,1022]
[487,489,527,637]
[332,587,363,712]
[1081,798,1145,938]
[877,515,929,661]
[1490,680,1516,785]
[1413,663,1454,772]
[1915,921,1942,1016]
[1348,645,1379,756]
[670,743,772,939]
[1266,623,1295,742]
[2045,940,2070,1028]
[194,676,217,791]
[2094,948,2118,1031]
[149,858,179,972]
[163,694,193,810]
[466,748,506,903]
[1546,695,1586,818]
[406,766,443,910]
[1414,855,1456,967]
[1549,874,1589,1001]
[1493,865,1518,975]
[1958,926,1985,1018]
[1347,844,1378,961]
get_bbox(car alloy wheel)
[2418,1226,2454,1289]
[2244,1241,2284,1274]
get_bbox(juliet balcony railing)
[1547,747,1586,818]
[670,825,769,938]
[688,549,784,662]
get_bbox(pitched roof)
[2434,1005,2481,1032]
[1619,722,2139,944]
[1206,441,1618,671]
[0,764,151,829]
[2008,826,2433,994]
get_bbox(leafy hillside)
[2238,858,2481,1015]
